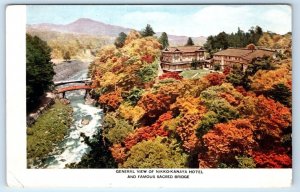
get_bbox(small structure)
[54,78,92,99]
[160,46,206,72]
[212,47,276,71]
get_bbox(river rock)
[81,118,90,125]
[60,98,70,105]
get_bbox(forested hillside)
[87,29,292,168]
[257,32,292,49]
[27,29,113,60]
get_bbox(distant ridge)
[27,18,206,46]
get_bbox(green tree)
[26,34,55,112]
[114,32,127,48]
[122,137,187,168]
[158,32,169,49]
[265,83,292,107]
[141,24,155,37]
[191,59,200,69]
[103,113,134,144]
[63,51,71,62]
[186,37,194,46]
[215,32,229,49]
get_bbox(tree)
[124,112,172,149]
[158,32,169,49]
[114,32,127,48]
[191,59,200,69]
[122,137,187,168]
[265,83,291,107]
[246,43,256,50]
[26,34,55,112]
[215,32,229,49]
[186,37,194,46]
[141,24,155,37]
[201,119,257,167]
[204,73,226,86]
[63,51,71,62]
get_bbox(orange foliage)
[99,90,123,110]
[138,93,173,120]
[176,113,202,152]
[250,67,291,93]
[251,95,291,140]
[124,112,172,150]
[200,119,257,167]
[110,143,127,164]
[124,30,141,45]
[219,92,240,106]
[170,97,206,152]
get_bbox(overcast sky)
[27,5,292,37]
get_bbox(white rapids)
[42,69,103,169]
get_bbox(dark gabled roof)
[213,48,275,61]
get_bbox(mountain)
[28,18,132,36]
[27,18,206,46]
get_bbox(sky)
[27,5,292,37]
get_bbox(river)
[42,62,103,168]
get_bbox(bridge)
[54,78,92,98]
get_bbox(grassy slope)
[27,100,73,161]
[180,69,210,79]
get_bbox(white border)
[6,5,292,188]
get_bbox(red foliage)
[111,64,123,73]
[253,150,292,168]
[159,72,183,80]
[99,90,123,110]
[141,54,154,64]
[223,66,231,76]
[124,112,172,150]
[235,86,248,96]
[200,119,257,167]
[204,73,226,86]
[138,93,173,120]
[252,95,291,140]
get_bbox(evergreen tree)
[141,24,155,37]
[26,34,55,112]
[158,32,169,49]
[114,32,127,48]
[186,37,194,46]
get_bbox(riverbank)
[53,60,90,81]
[27,99,73,168]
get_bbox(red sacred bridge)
[56,85,92,98]
[57,85,92,93]
[54,78,92,98]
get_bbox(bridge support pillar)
[84,90,88,99]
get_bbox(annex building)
[213,47,276,71]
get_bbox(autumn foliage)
[204,73,226,86]
[124,112,172,150]
[253,150,292,168]
[99,90,123,110]
[201,119,257,167]
[90,29,292,168]
[159,72,183,80]
[137,93,173,120]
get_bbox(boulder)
[81,118,90,125]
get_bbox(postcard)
[6,4,292,188]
